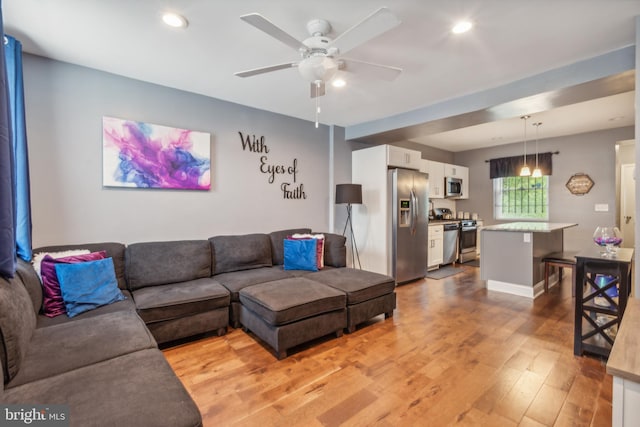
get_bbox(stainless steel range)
[458,219,478,263]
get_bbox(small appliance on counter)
[433,207,454,220]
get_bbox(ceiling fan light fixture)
[298,56,337,82]
[452,21,472,34]
[162,12,188,29]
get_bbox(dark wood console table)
[574,247,633,358]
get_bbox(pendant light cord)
[534,122,541,169]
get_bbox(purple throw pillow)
[40,251,107,317]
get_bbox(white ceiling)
[3,0,638,151]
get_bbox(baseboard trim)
[487,273,558,299]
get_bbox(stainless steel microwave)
[445,176,463,198]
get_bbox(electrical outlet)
[595,204,609,212]
[523,233,531,243]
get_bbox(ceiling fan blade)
[240,13,308,52]
[330,7,400,54]
[340,58,402,81]
[310,81,325,98]
[235,62,297,78]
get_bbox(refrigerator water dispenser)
[399,199,411,227]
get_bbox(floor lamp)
[336,183,362,269]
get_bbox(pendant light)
[531,122,542,178]
[519,115,531,176]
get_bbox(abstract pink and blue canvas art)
[102,117,211,190]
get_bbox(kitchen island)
[480,222,578,298]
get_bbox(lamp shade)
[335,184,362,204]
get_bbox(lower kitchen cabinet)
[428,224,444,270]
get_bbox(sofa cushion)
[283,239,318,272]
[132,278,230,324]
[306,268,396,305]
[34,242,127,290]
[316,232,347,267]
[40,251,107,317]
[0,274,36,384]
[36,290,136,328]
[15,258,43,315]
[210,233,272,274]
[239,277,346,326]
[269,228,312,265]
[214,267,292,301]
[6,310,156,388]
[56,258,127,318]
[125,240,211,291]
[3,349,202,427]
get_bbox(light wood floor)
[163,266,612,427]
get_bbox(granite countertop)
[608,298,640,383]
[482,222,578,232]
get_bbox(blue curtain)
[5,35,31,263]
[0,3,32,278]
[0,4,16,277]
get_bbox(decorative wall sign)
[238,131,307,199]
[566,173,594,195]
[103,117,211,190]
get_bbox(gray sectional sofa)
[0,228,396,426]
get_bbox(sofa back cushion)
[316,232,347,267]
[125,240,211,291]
[269,228,312,265]
[210,234,272,275]
[15,258,43,314]
[33,242,127,290]
[0,274,36,384]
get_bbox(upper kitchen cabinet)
[422,160,445,199]
[386,145,422,170]
[444,163,469,199]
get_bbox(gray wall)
[454,126,635,252]
[24,54,336,247]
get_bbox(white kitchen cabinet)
[444,163,469,199]
[386,145,421,170]
[425,160,445,199]
[428,224,444,269]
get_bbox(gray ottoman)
[239,277,347,359]
[307,268,396,333]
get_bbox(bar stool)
[542,251,577,296]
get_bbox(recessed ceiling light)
[332,78,346,88]
[162,12,188,29]
[452,21,472,34]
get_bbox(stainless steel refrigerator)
[388,168,429,284]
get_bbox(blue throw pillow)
[283,239,318,271]
[55,258,126,318]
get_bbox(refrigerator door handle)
[409,188,418,235]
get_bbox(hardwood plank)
[162,267,613,426]
[525,383,567,425]
[493,370,546,422]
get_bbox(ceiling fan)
[235,7,403,98]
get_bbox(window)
[493,176,549,220]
